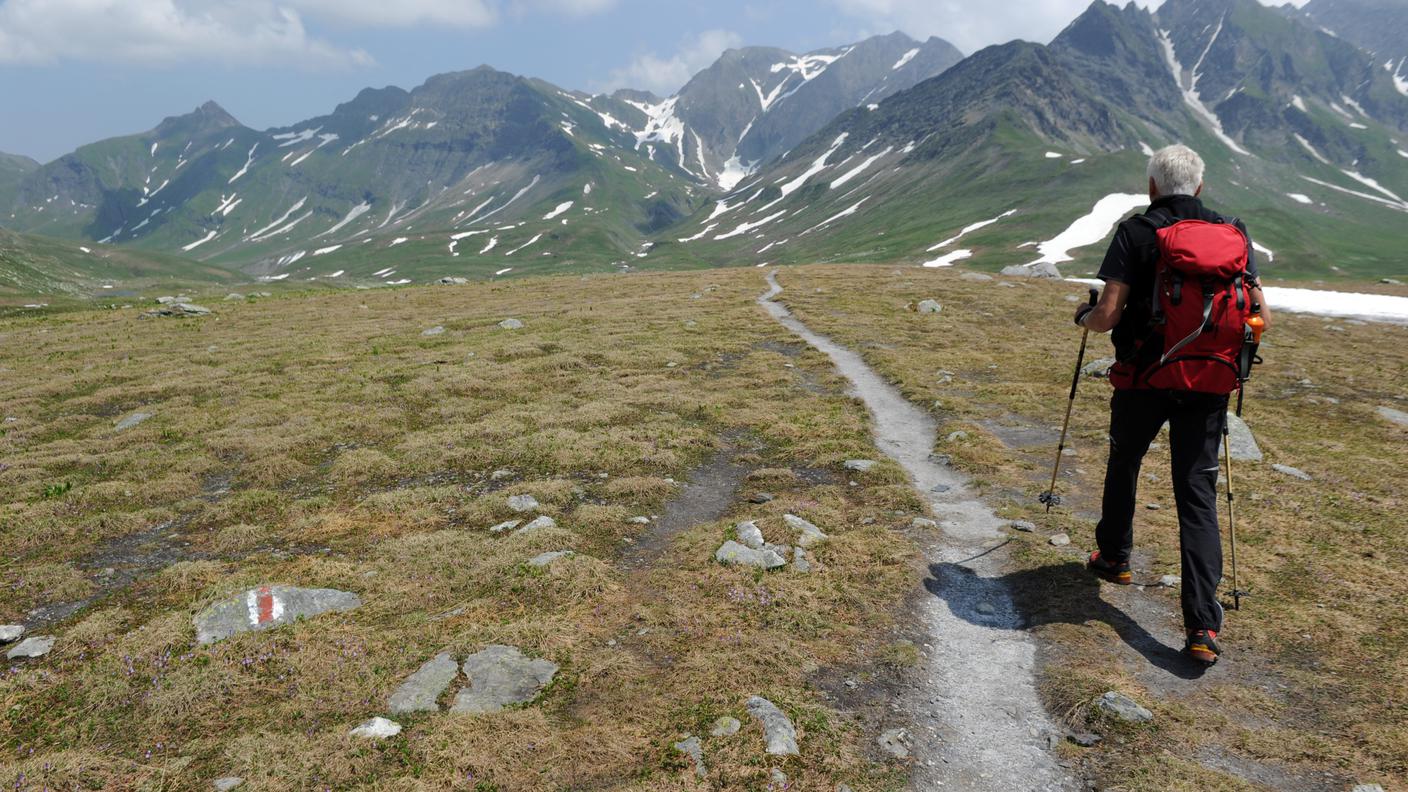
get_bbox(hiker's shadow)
[924,561,1209,680]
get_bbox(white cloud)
[512,0,618,14]
[292,0,496,28]
[603,28,744,97]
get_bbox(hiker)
[1073,144,1271,666]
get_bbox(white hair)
[1147,144,1205,197]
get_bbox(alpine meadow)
[1,1,1406,791]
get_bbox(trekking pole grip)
[1087,287,1098,307]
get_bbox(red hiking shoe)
[1185,629,1221,666]
[1087,551,1133,585]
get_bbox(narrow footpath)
[760,270,1080,791]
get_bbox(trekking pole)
[1223,304,1263,610]
[1042,287,1099,511]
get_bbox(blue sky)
[0,0,1303,163]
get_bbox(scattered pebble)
[1145,503,1161,511]
[912,517,938,529]
[528,550,574,567]
[945,430,968,442]
[498,318,524,330]
[1095,691,1153,723]
[489,519,522,534]
[749,492,775,504]
[421,326,445,337]
[517,515,557,533]
[1271,464,1312,481]
[1069,732,1102,747]
[1010,520,1036,532]
[506,494,540,513]
[792,547,811,573]
[1376,406,1408,428]
[628,516,651,525]
[213,778,245,791]
[917,299,942,314]
[349,717,402,739]
[1049,533,1070,547]
[1158,575,1180,588]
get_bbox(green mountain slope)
[0,227,239,302]
[0,151,39,210]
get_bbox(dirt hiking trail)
[760,270,1079,790]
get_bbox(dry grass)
[775,264,1407,791]
[0,270,918,790]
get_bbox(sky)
[0,0,1308,163]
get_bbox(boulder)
[5,635,54,660]
[349,717,401,739]
[193,585,362,644]
[1001,262,1062,279]
[715,541,786,570]
[710,716,741,737]
[506,494,540,513]
[917,299,942,314]
[672,735,706,778]
[784,514,829,548]
[498,318,524,330]
[1096,691,1153,723]
[746,696,799,756]
[1224,414,1263,462]
[388,653,459,714]
[528,551,574,567]
[115,412,153,431]
[451,645,558,714]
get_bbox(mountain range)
[1,0,1405,299]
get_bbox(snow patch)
[1157,27,1251,156]
[928,209,1017,251]
[892,47,920,71]
[1291,95,1307,113]
[505,233,543,256]
[922,249,972,268]
[1262,287,1408,323]
[181,229,219,252]
[1251,241,1274,263]
[831,146,892,189]
[1286,193,1313,205]
[1045,152,1062,159]
[678,223,718,243]
[715,210,787,240]
[248,197,308,241]
[313,245,342,256]
[1030,193,1147,267]
[272,126,322,148]
[543,201,574,220]
[800,196,869,236]
[229,144,258,184]
[1293,134,1330,165]
[778,133,848,201]
[317,201,372,238]
[389,237,408,247]
[1139,141,1155,157]
[1300,175,1408,212]
[479,236,499,254]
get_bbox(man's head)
[1147,144,1204,200]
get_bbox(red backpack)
[1111,217,1253,394]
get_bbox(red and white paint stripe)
[246,586,284,626]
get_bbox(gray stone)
[438,277,469,285]
[498,318,524,330]
[488,519,522,534]
[1224,414,1263,462]
[672,735,706,778]
[349,716,401,739]
[959,272,993,282]
[912,517,938,530]
[451,645,558,714]
[421,326,445,337]
[517,515,557,533]
[1376,406,1408,428]
[945,430,968,442]
[1158,575,1180,588]
[193,585,362,644]
[1082,357,1116,379]
[506,494,540,513]
[710,716,741,737]
[1069,732,1102,747]
[157,295,178,304]
[792,547,811,573]
[1146,503,1162,511]
[0,625,24,643]
[1010,520,1037,533]
[141,302,211,318]
[746,696,799,756]
[6,635,54,659]
[213,777,245,791]
[843,459,877,472]
[784,513,829,548]
[528,551,574,567]
[1272,464,1312,481]
[490,469,515,481]
[735,520,766,550]
[628,516,651,525]
[115,412,153,431]
[1352,785,1386,792]
[770,769,788,785]
[877,727,913,760]
[1001,262,1062,279]
[715,541,786,570]
[1049,533,1071,547]
[748,492,775,504]
[917,299,942,314]
[1096,691,1153,723]
[388,653,459,714]
[223,293,245,301]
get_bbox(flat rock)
[792,547,811,573]
[438,277,469,285]
[1069,732,1102,747]
[1010,520,1036,532]
[912,517,938,530]
[193,585,362,644]
[451,645,558,714]
[784,513,829,548]
[1049,533,1071,547]
[488,519,522,534]
[349,716,401,739]
[528,551,574,567]
[628,515,651,525]
[1272,463,1312,481]
[1158,575,1180,588]
[141,302,211,318]
[917,299,942,314]
[115,412,153,431]
[1096,691,1153,723]
[213,777,244,791]
[517,515,557,533]
[6,635,54,659]
[1224,414,1263,462]
[388,653,459,714]
[843,459,877,472]
[1378,406,1408,427]
[877,727,913,760]
[0,625,23,643]
[498,318,524,330]
[959,272,993,282]
[735,520,766,550]
[1001,261,1062,279]
[715,540,786,570]
[710,716,741,737]
[490,468,515,481]
[506,494,540,513]
[748,492,775,504]
[672,735,706,778]
[1082,357,1116,379]
[1352,785,1386,792]
[421,326,445,337]
[746,696,799,756]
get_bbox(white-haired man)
[1073,144,1271,667]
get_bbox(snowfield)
[1030,193,1148,267]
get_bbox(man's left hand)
[1074,303,1094,327]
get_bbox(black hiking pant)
[1096,388,1228,633]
